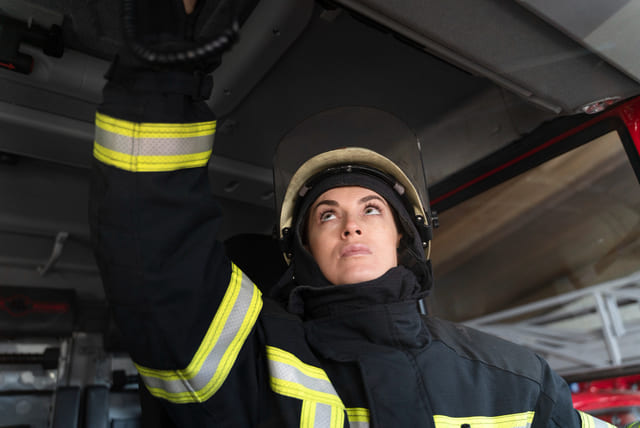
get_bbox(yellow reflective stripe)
[578,411,617,428]
[580,411,593,428]
[330,405,345,428]
[346,407,370,423]
[93,112,215,172]
[433,411,535,428]
[136,263,262,403]
[96,112,216,138]
[266,346,344,409]
[301,400,316,428]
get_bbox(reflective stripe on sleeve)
[433,411,535,428]
[346,407,370,428]
[266,346,345,428]
[135,263,262,403]
[578,411,617,428]
[93,112,215,172]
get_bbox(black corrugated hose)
[121,0,239,66]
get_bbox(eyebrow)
[360,194,386,205]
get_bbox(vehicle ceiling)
[1,0,639,319]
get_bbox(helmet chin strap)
[278,226,295,261]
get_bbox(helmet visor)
[273,106,431,228]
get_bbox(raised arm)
[89,0,263,422]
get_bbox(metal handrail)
[465,270,640,378]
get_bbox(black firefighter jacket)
[89,72,614,428]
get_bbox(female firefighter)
[89,0,617,426]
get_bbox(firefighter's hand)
[183,0,197,14]
[125,0,249,71]
[127,0,196,47]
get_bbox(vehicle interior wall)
[2,0,640,426]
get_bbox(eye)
[364,204,381,215]
[320,211,336,222]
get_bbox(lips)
[340,244,372,257]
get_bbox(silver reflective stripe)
[95,126,214,156]
[301,402,344,428]
[269,359,338,396]
[136,264,262,403]
[349,422,370,428]
[314,403,333,426]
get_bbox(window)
[431,130,640,322]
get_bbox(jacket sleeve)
[537,356,616,428]
[89,74,263,408]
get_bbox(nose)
[342,216,362,238]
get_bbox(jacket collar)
[287,266,430,360]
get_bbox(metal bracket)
[466,270,640,378]
[38,231,68,276]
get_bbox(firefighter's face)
[306,186,402,285]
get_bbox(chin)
[335,266,386,285]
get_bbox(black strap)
[106,59,213,101]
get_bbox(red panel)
[432,96,640,206]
